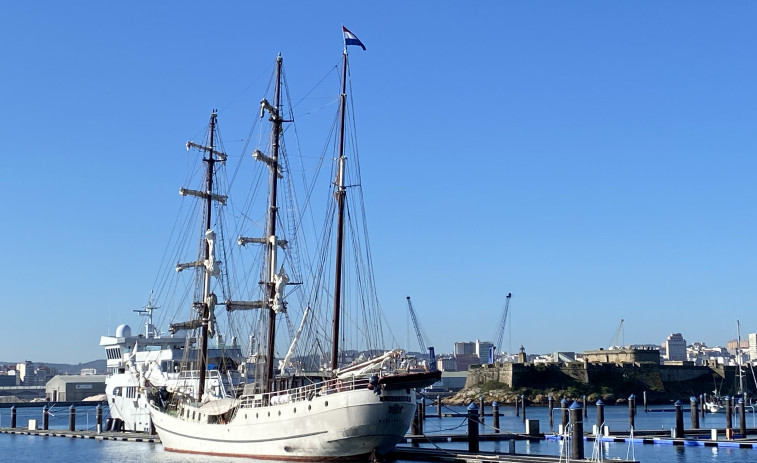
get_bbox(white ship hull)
[150,386,416,460]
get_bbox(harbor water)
[2,403,757,462]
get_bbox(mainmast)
[263,55,285,394]
[171,111,228,402]
[228,55,288,396]
[330,49,349,371]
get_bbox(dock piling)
[596,399,604,432]
[690,396,699,429]
[725,396,733,430]
[479,396,485,422]
[96,404,102,433]
[674,400,684,438]
[548,395,554,425]
[467,402,479,452]
[738,398,746,437]
[628,395,635,429]
[436,396,442,418]
[560,398,568,429]
[582,395,587,418]
[42,404,49,430]
[492,401,500,433]
[643,390,648,412]
[10,406,16,429]
[69,405,76,432]
[569,401,584,460]
[515,395,519,417]
[521,394,526,422]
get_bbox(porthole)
[325,401,329,407]
[278,411,281,416]
[308,405,311,411]
[256,413,259,419]
[268,412,270,417]
[293,408,297,413]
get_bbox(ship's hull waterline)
[151,387,417,460]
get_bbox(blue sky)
[2,2,756,363]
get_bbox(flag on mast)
[342,26,366,50]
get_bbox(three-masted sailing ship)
[147,28,440,459]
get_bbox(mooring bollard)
[690,396,699,429]
[467,402,479,452]
[42,404,49,430]
[69,405,76,432]
[10,405,16,429]
[96,404,103,433]
[548,395,554,424]
[725,396,733,430]
[674,400,684,438]
[521,394,526,421]
[492,401,500,433]
[561,398,569,429]
[569,401,584,460]
[596,399,605,432]
[437,396,442,418]
[582,395,587,418]
[628,395,635,429]
[739,398,746,437]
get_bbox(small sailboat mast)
[330,48,349,371]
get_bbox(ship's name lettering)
[379,396,410,402]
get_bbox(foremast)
[170,111,228,402]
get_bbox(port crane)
[492,292,512,363]
[406,297,436,367]
[609,318,624,349]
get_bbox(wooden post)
[467,402,479,452]
[674,400,684,438]
[569,401,584,460]
[492,401,500,433]
[690,396,699,429]
[479,396,485,422]
[725,396,733,430]
[738,398,746,437]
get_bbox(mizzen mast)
[330,49,349,371]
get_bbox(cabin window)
[106,348,121,360]
[112,387,122,397]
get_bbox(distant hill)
[0,360,106,375]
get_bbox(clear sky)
[2,2,756,364]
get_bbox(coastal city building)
[750,332,757,361]
[663,333,686,362]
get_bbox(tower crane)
[492,293,512,363]
[609,318,624,349]
[406,297,436,367]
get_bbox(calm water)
[1,404,756,462]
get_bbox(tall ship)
[144,28,440,459]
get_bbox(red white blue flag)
[342,26,366,50]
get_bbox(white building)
[664,333,687,362]
[749,333,757,362]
